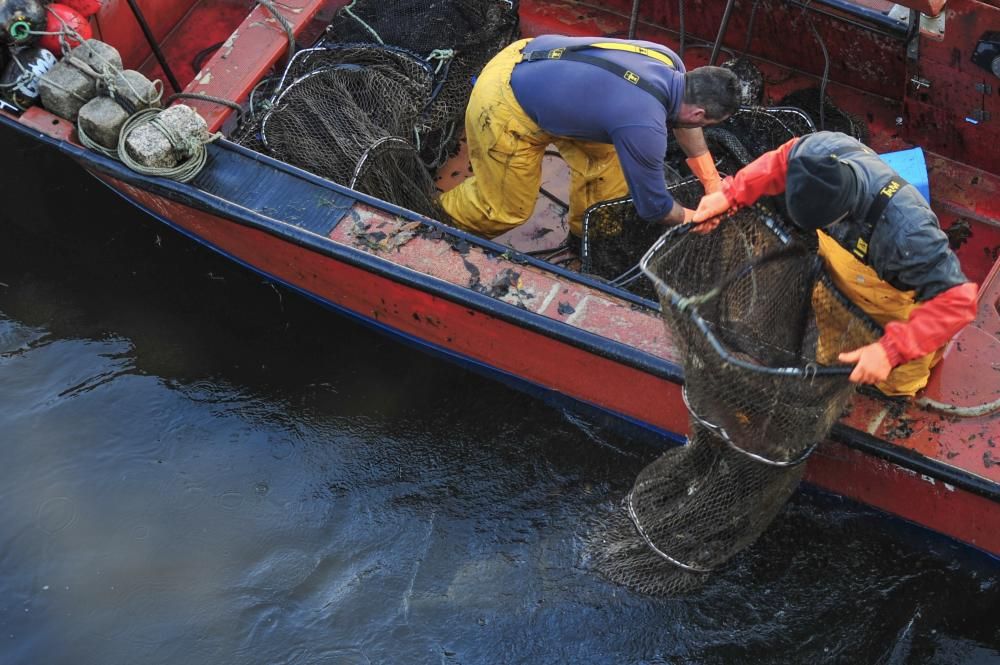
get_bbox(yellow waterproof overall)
[440,39,630,238]
[817,231,939,396]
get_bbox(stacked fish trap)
[592,209,881,595]
[233,0,519,217]
[777,87,871,145]
[244,44,443,218]
[325,0,520,169]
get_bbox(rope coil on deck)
[26,1,301,181]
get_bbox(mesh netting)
[720,57,764,107]
[665,106,816,179]
[777,87,870,145]
[589,209,881,595]
[232,1,517,215]
[581,181,702,300]
[716,106,815,164]
[324,0,519,167]
[232,45,443,219]
[647,209,880,462]
[591,107,816,298]
[590,424,804,596]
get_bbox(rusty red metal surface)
[168,0,329,132]
[134,0,251,89]
[893,0,947,14]
[903,0,1000,173]
[520,0,908,96]
[805,441,1000,554]
[93,0,205,70]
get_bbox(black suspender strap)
[844,175,907,261]
[520,43,676,110]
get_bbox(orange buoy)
[37,3,91,54]
[60,0,102,18]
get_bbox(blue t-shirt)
[510,35,686,221]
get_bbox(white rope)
[427,48,455,74]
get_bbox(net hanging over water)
[590,208,882,596]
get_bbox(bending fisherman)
[440,35,741,245]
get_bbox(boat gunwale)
[0,113,682,381]
[6,111,1000,508]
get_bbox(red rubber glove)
[725,138,799,206]
[879,282,979,365]
[692,189,734,219]
[686,152,723,194]
[838,342,893,385]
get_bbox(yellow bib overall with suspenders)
[815,172,939,396]
[440,40,676,238]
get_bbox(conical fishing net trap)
[325,0,520,169]
[232,0,519,218]
[590,208,882,595]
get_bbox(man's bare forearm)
[672,127,709,158]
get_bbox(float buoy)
[60,0,102,18]
[0,46,57,111]
[37,3,92,53]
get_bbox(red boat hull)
[102,172,1000,559]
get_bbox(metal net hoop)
[234,44,442,217]
[585,106,817,299]
[639,209,882,464]
[589,209,881,596]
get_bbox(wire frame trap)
[324,0,520,168]
[777,87,870,145]
[233,44,443,219]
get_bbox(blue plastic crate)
[878,147,930,204]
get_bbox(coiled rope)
[116,107,214,182]
[28,1,298,181]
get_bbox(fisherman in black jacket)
[692,131,978,396]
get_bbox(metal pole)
[709,0,737,65]
[628,0,641,39]
[124,0,182,93]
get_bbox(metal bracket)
[976,82,993,95]
[910,76,931,90]
[919,10,946,41]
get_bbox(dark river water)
[2,131,1000,665]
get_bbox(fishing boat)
[2,0,999,560]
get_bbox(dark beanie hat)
[785,153,858,230]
